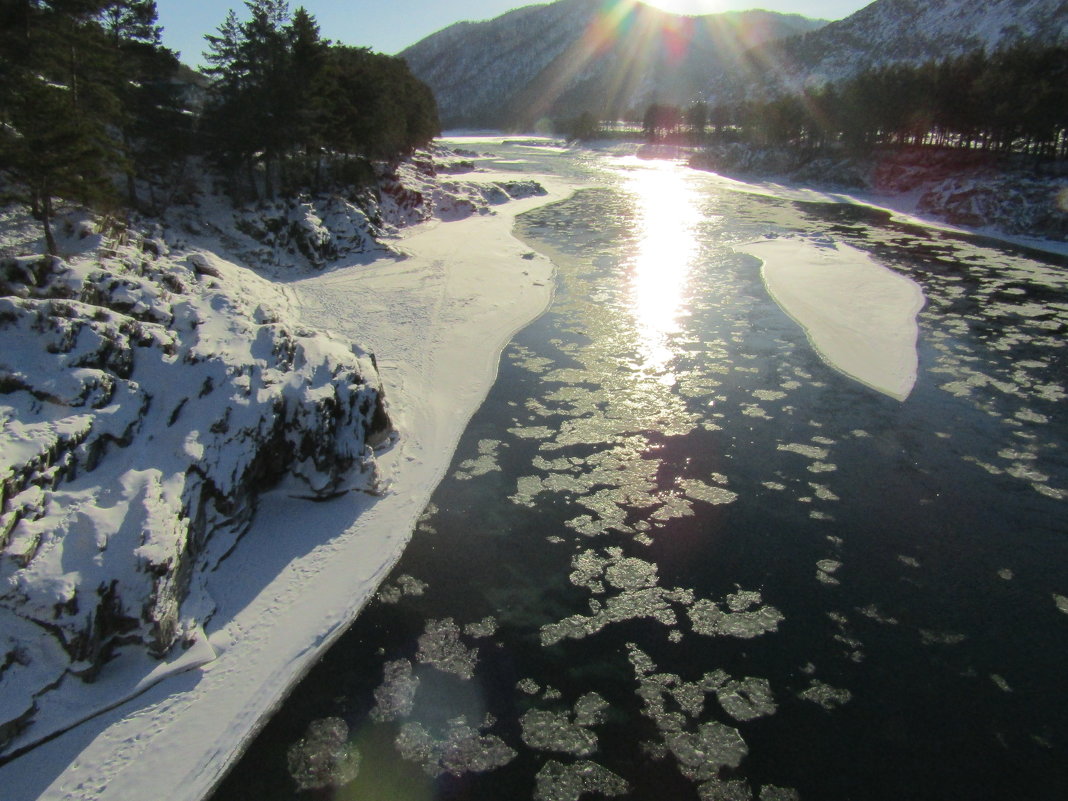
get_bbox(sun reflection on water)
[625,159,703,379]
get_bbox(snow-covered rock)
[377,150,547,226]
[691,144,1068,240]
[0,219,391,749]
[0,145,551,754]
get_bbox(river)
[209,140,1068,801]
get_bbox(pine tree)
[0,0,124,253]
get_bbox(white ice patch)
[739,238,925,401]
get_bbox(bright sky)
[156,0,871,67]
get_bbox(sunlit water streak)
[210,142,1068,801]
[623,158,703,379]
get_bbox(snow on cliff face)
[752,0,1068,93]
[162,150,547,274]
[0,229,392,746]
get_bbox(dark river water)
[210,142,1068,801]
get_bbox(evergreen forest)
[633,42,1068,161]
[0,1,440,254]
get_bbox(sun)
[639,0,727,16]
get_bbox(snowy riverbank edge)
[0,162,576,801]
[628,141,1068,258]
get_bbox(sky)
[155,0,872,67]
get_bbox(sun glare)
[626,160,703,376]
[640,0,726,16]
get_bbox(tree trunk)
[264,152,274,200]
[42,192,58,256]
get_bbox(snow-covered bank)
[1,224,391,755]
[690,144,1068,251]
[0,141,575,800]
[737,238,926,401]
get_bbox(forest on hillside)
[619,42,1068,161]
[0,1,440,254]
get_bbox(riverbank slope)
[0,141,574,801]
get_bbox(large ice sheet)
[738,238,926,401]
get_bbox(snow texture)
[738,237,926,401]
[0,137,568,801]
[401,0,824,127]
[1,222,391,752]
[755,0,1068,95]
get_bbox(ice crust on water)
[542,549,693,646]
[534,759,630,801]
[688,591,785,639]
[416,618,478,679]
[396,717,516,777]
[376,574,429,604]
[286,717,361,791]
[520,692,608,756]
[454,439,504,480]
[370,659,419,722]
[798,680,852,710]
[740,237,925,402]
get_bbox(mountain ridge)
[746,0,1068,96]
[401,0,1068,126]
[400,0,826,127]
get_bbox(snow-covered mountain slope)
[0,150,549,754]
[400,0,825,127]
[746,0,1068,94]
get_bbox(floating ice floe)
[688,590,784,639]
[534,759,630,801]
[739,237,925,402]
[798,680,852,710]
[376,574,429,604]
[370,659,419,722]
[416,618,478,679]
[396,716,516,777]
[464,616,499,638]
[541,549,693,646]
[453,439,505,480]
[1055,594,1068,615]
[519,692,608,756]
[760,785,801,801]
[286,717,361,790]
[816,560,842,586]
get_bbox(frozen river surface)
[212,141,1068,801]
